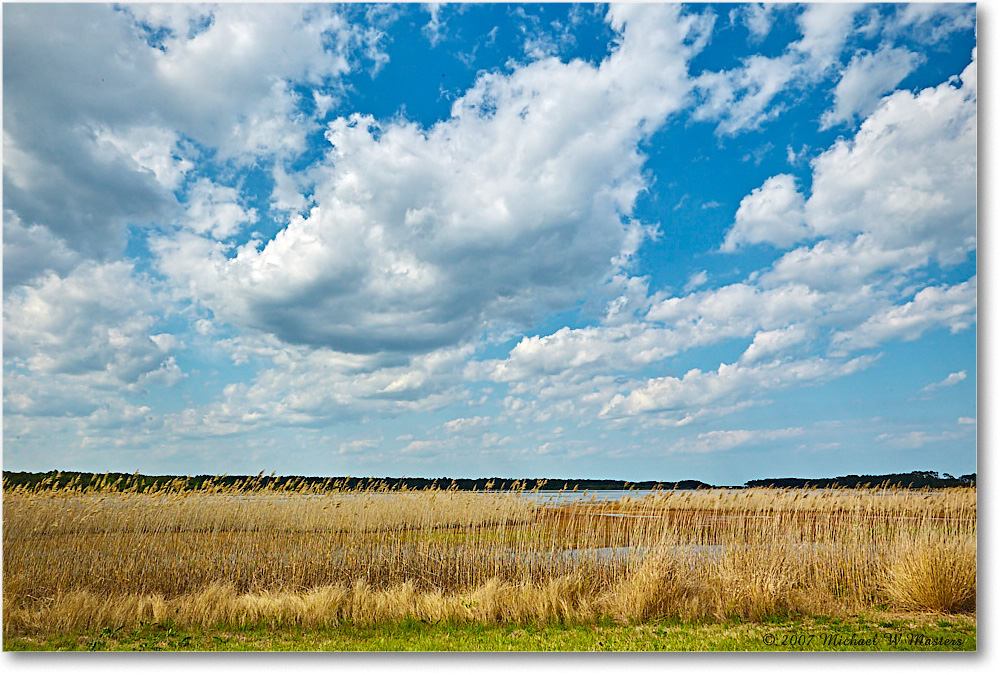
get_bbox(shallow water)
[525,489,670,504]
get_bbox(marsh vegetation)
[2,475,976,639]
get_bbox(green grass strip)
[4,614,975,652]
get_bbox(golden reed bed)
[2,477,976,634]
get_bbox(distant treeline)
[744,470,976,489]
[0,470,711,492]
[0,469,974,492]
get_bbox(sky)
[1,2,979,485]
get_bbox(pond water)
[556,544,725,561]
[525,489,669,504]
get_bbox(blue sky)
[2,3,978,485]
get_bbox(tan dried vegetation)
[2,475,976,636]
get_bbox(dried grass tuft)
[883,531,976,614]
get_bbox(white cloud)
[671,427,804,454]
[3,262,182,418]
[93,125,195,190]
[182,178,259,240]
[692,54,797,135]
[832,277,976,352]
[338,438,380,456]
[479,274,838,400]
[140,3,354,158]
[760,235,930,292]
[270,164,312,215]
[475,273,863,425]
[646,282,824,336]
[478,202,969,424]
[790,3,861,76]
[401,439,440,457]
[87,403,156,431]
[722,174,808,251]
[918,370,968,395]
[804,52,977,264]
[739,325,812,364]
[717,46,976,342]
[2,3,372,263]
[479,45,977,428]
[600,355,875,421]
[443,416,492,434]
[3,262,178,384]
[2,8,167,258]
[164,340,475,437]
[694,5,971,139]
[734,4,780,41]
[821,45,923,129]
[683,270,710,293]
[3,211,80,288]
[876,429,969,450]
[476,276,849,414]
[422,4,446,48]
[886,4,976,45]
[155,5,711,356]
[693,4,862,136]
[514,6,581,61]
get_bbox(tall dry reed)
[2,479,976,635]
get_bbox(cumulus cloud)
[693,4,861,135]
[479,324,679,385]
[473,275,862,424]
[739,325,812,364]
[692,54,797,135]
[600,355,875,422]
[821,45,923,129]
[694,5,974,138]
[646,282,824,336]
[885,3,976,44]
[475,44,977,427]
[163,339,475,437]
[789,3,861,75]
[338,438,380,456]
[93,125,195,191]
[182,178,259,240]
[443,416,493,434]
[3,211,80,289]
[760,235,930,292]
[734,4,781,41]
[805,52,977,263]
[478,276,837,402]
[720,47,975,297]
[721,174,808,251]
[3,262,182,416]
[132,3,355,158]
[2,3,371,262]
[2,5,173,258]
[155,5,712,356]
[683,270,710,293]
[832,278,976,352]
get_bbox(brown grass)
[883,530,977,613]
[2,480,976,635]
